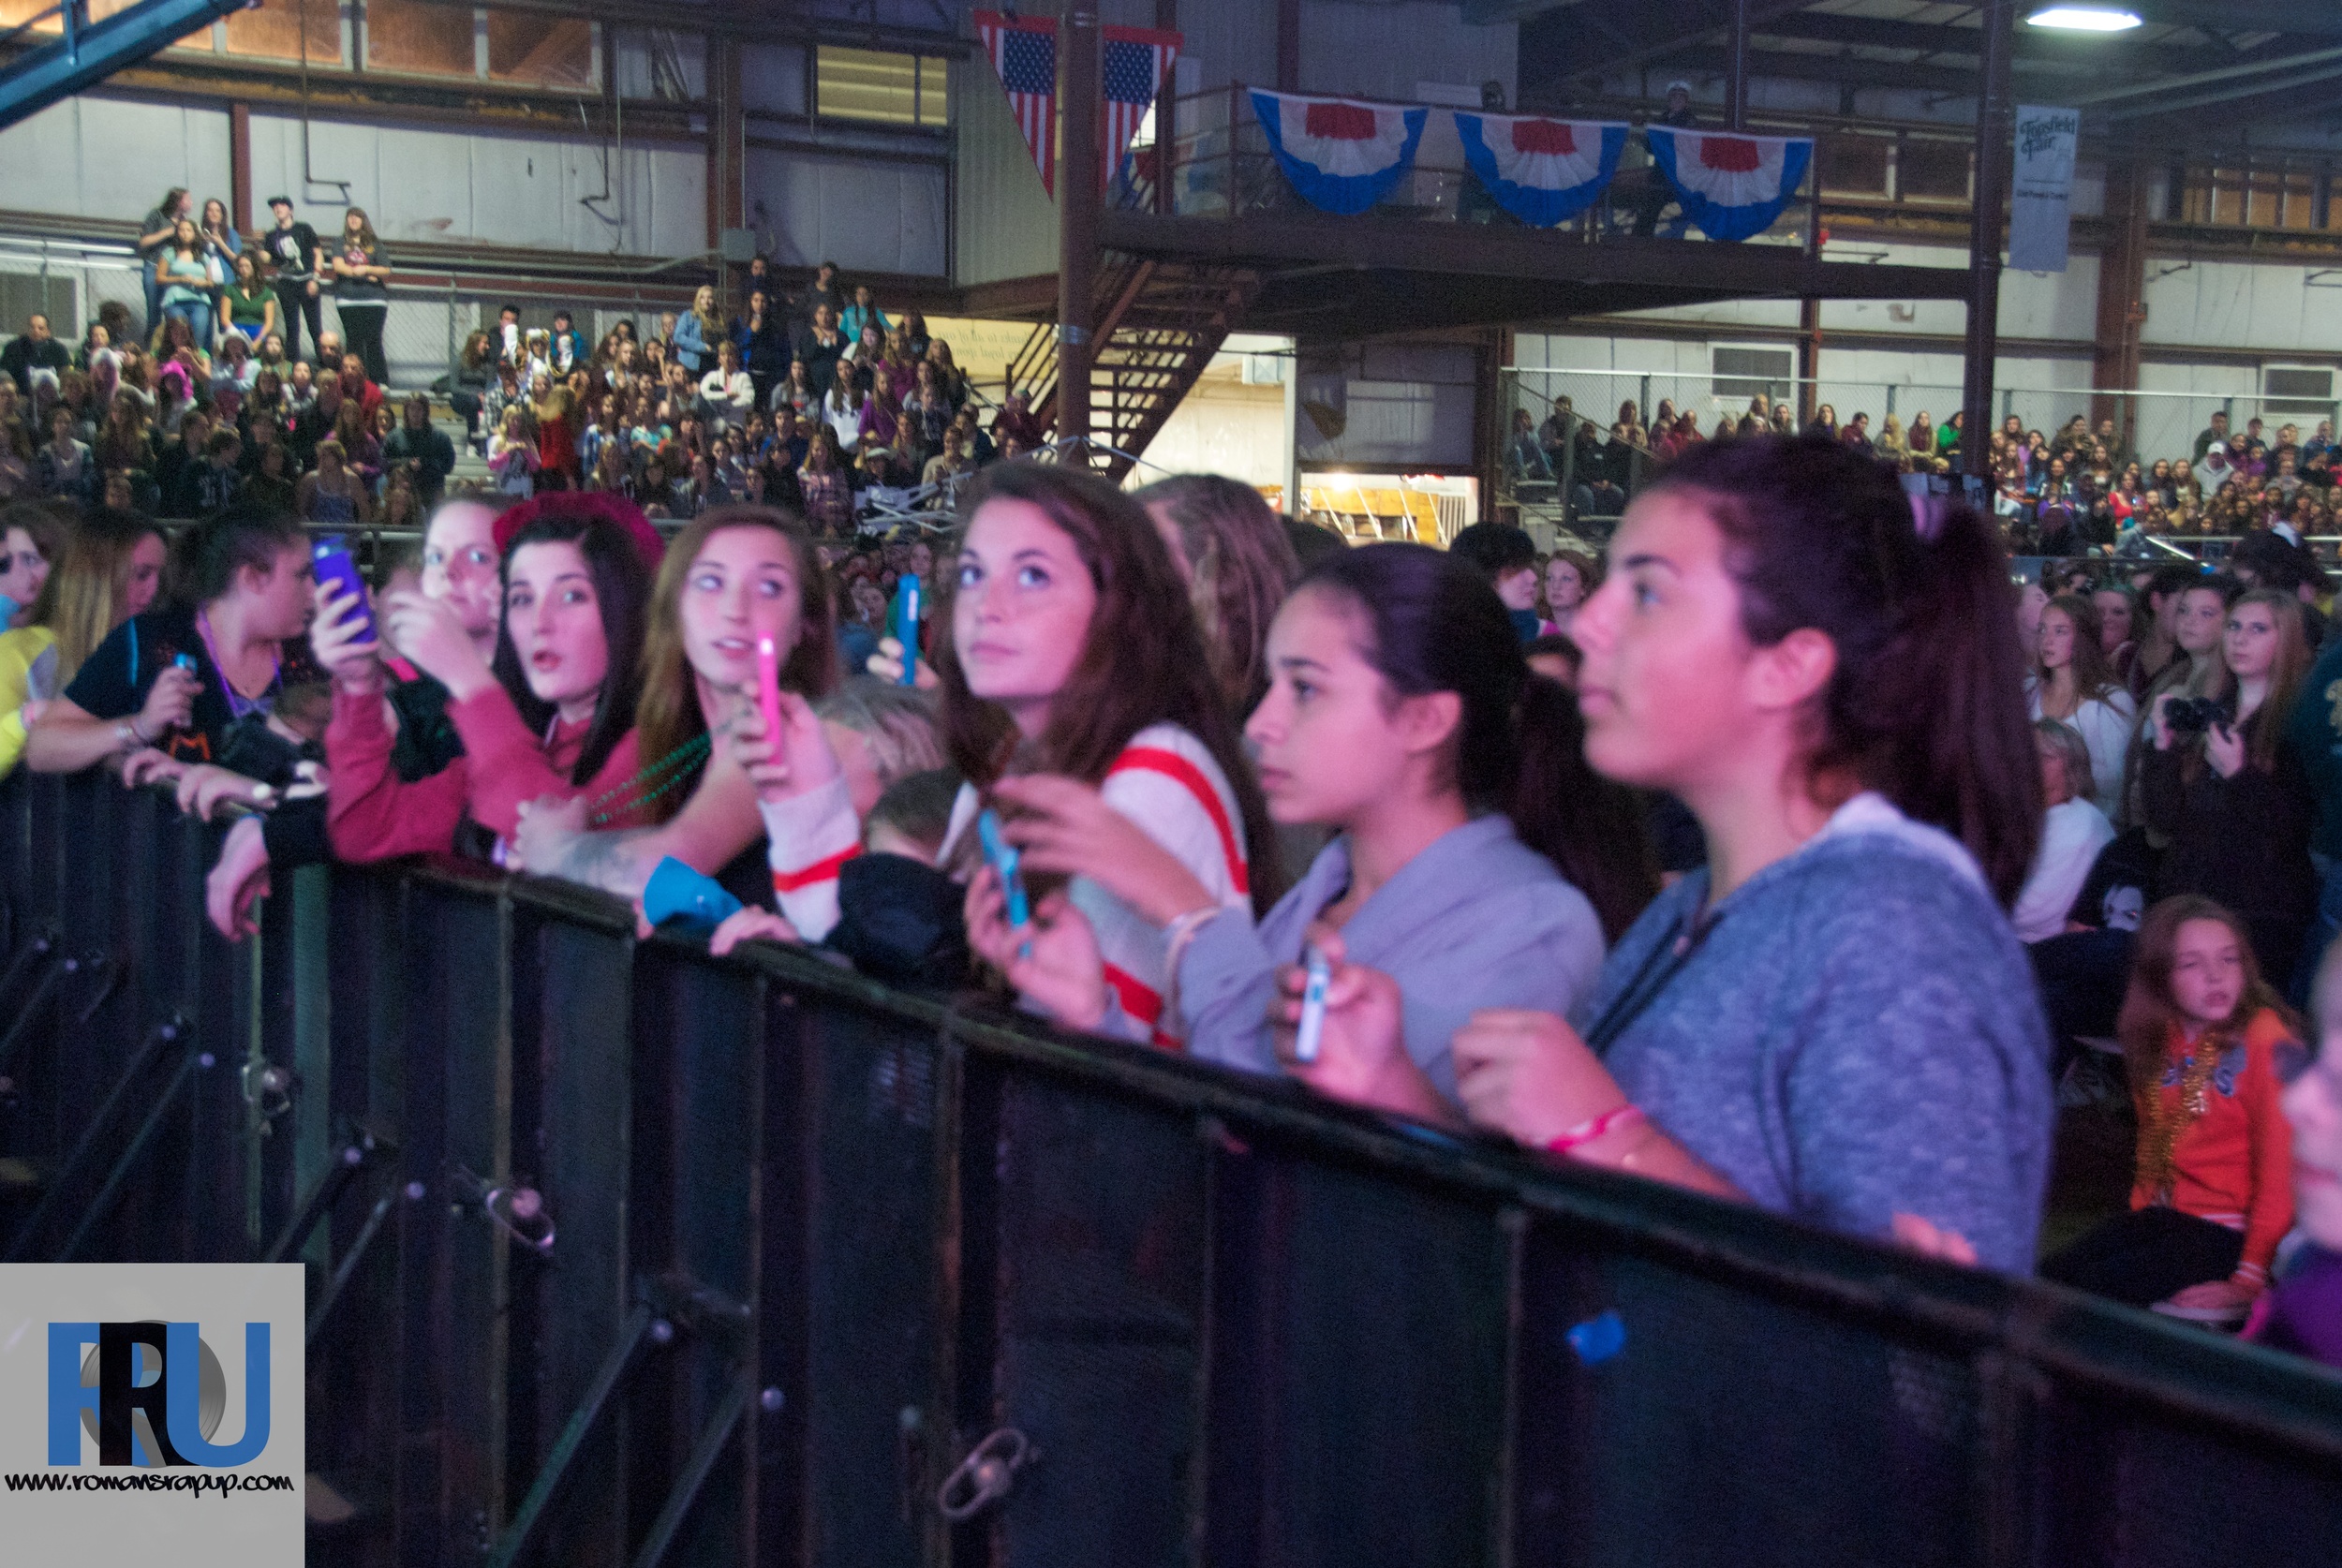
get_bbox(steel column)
[1056,0,1102,454]
[1961,0,2017,487]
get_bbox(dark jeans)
[449,391,483,442]
[338,301,389,386]
[273,279,321,362]
[2039,1206,2243,1309]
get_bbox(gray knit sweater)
[1583,794,2054,1274]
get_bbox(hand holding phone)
[755,634,789,769]
[1294,944,1332,1064]
[894,576,921,687]
[311,537,377,645]
[977,808,1030,954]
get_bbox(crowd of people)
[0,193,1047,536]
[1508,390,2342,562]
[1,427,2337,1374]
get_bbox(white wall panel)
[246,113,704,257]
[2142,259,2342,354]
[953,52,1058,285]
[748,150,945,277]
[0,96,231,223]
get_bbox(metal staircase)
[1005,252,1259,481]
[0,0,255,131]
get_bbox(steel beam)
[0,0,253,132]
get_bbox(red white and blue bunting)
[1452,112,1627,229]
[1249,90,1428,215]
[1645,126,1814,243]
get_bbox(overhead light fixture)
[2024,6,2143,31]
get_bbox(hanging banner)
[2008,104,2079,274]
[1102,25,1180,196]
[1249,90,1428,215]
[976,10,1058,195]
[1452,112,1627,228]
[1645,127,1814,243]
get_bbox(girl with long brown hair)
[509,504,836,907]
[2141,587,2316,981]
[331,206,391,385]
[2042,895,2298,1321]
[722,461,1274,1046]
[1362,435,2053,1270]
[2030,592,2136,821]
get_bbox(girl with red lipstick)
[321,495,660,862]
[506,505,837,905]
[2043,896,2300,1322]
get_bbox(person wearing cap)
[259,198,324,365]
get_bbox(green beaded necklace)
[586,730,714,827]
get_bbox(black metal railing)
[3,767,2340,1567]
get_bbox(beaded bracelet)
[1546,1103,1646,1157]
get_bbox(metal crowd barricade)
[4,766,2341,1567]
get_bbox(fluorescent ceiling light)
[2025,7,2144,31]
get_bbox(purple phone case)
[312,537,376,643]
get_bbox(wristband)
[128,714,153,746]
[1546,1103,1646,1157]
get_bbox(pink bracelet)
[1546,1103,1646,1157]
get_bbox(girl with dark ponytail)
[1435,435,2054,1272]
[967,540,1649,1110]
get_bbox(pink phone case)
[755,635,787,766]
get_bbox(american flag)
[1100,26,1180,196]
[976,11,1058,196]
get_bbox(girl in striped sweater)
[719,462,1276,1044]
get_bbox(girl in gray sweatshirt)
[1441,436,2055,1273]
[966,544,1655,1118]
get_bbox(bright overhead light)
[2025,7,2143,31]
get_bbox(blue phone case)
[312,536,377,643]
[976,809,1029,930]
[895,577,921,686]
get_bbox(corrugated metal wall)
[0,97,234,225]
[746,150,945,275]
[247,113,708,257]
[952,48,1059,288]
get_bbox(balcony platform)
[1089,207,1975,342]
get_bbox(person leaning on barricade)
[1285,436,2055,1271]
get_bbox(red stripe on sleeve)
[773,844,861,894]
[1106,747,1250,895]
